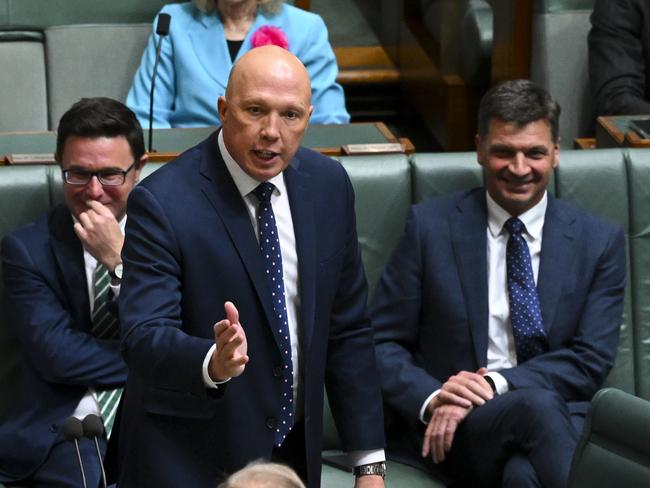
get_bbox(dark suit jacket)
[0,204,127,480]
[116,131,384,487]
[372,189,626,463]
[589,0,650,116]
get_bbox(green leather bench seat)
[568,388,650,487]
[0,0,172,26]
[0,29,47,132]
[627,150,650,400]
[2,147,649,486]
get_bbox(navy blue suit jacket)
[116,131,384,487]
[372,189,625,460]
[0,204,127,480]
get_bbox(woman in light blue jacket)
[127,0,349,128]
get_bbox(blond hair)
[217,461,305,488]
[194,0,283,15]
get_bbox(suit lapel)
[283,158,316,352]
[537,196,578,334]
[49,205,90,329]
[450,190,490,367]
[198,132,278,344]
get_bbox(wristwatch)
[109,263,123,284]
[353,462,386,479]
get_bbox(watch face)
[114,263,124,280]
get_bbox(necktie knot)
[504,217,525,237]
[252,182,275,204]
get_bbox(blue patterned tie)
[92,264,123,438]
[252,182,294,446]
[505,218,548,363]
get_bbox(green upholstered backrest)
[568,388,650,487]
[339,155,411,297]
[555,150,634,394]
[322,155,411,451]
[0,165,52,418]
[534,0,594,13]
[44,24,151,129]
[1,0,171,26]
[626,150,650,400]
[411,151,483,203]
[529,6,593,146]
[0,30,47,132]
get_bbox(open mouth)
[253,149,279,161]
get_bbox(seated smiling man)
[0,98,146,487]
[372,80,626,487]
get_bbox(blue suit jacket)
[126,2,349,128]
[115,131,384,487]
[0,205,127,480]
[372,189,626,458]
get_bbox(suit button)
[266,417,276,429]
[272,366,282,378]
[50,424,58,433]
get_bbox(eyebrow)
[63,164,129,172]
[489,144,550,154]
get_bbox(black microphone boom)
[148,12,172,153]
[82,414,107,488]
[63,417,88,488]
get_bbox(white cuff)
[419,389,441,424]
[348,449,386,467]
[108,282,120,298]
[202,344,230,389]
[484,371,509,395]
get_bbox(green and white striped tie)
[92,263,123,439]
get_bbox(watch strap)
[353,462,386,479]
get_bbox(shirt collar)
[486,190,547,240]
[218,130,286,198]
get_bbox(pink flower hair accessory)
[250,25,289,50]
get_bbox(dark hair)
[56,97,145,162]
[477,79,561,143]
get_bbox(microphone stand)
[148,13,171,153]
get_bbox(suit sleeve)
[295,14,350,124]
[500,225,626,401]
[324,170,384,451]
[589,0,650,116]
[1,234,127,387]
[119,184,215,397]
[126,8,176,128]
[371,207,443,421]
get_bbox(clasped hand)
[422,368,493,464]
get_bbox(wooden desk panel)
[1,122,413,165]
[596,115,650,148]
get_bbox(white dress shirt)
[419,191,548,421]
[201,131,384,467]
[72,216,126,420]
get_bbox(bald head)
[217,45,314,181]
[226,45,311,101]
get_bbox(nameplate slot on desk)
[5,153,56,165]
[341,143,405,155]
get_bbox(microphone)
[63,417,88,488]
[82,414,107,488]
[148,12,172,153]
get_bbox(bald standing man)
[115,46,386,488]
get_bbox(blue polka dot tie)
[252,182,294,446]
[505,218,548,363]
